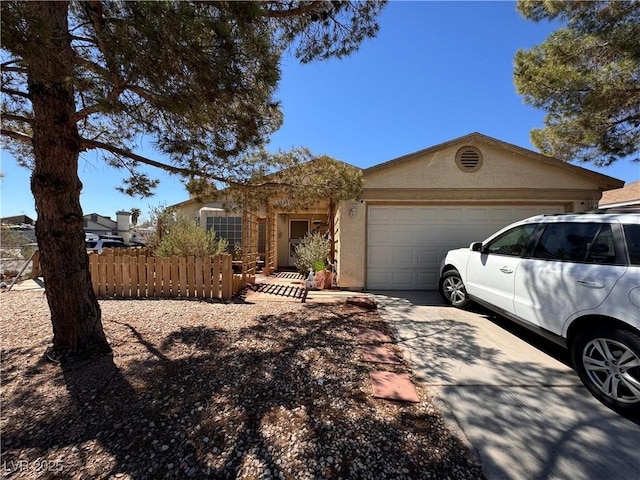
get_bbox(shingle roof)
[599,180,640,207]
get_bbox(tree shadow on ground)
[1,302,485,479]
[373,292,640,480]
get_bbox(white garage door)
[366,205,562,290]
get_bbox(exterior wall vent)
[455,146,483,172]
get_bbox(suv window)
[485,224,536,257]
[533,222,605,262]
[623,224,640,266]
[584,224,616,265]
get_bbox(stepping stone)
[346,296,377,310]
[369,371,420,403]
[355,328,392,344]
[361,345,403,365]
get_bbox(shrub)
[294,232,329,274]
[1,230,29,248]
[151,209,228,257]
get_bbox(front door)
[289,220,309,267]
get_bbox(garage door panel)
[417,270,437,285]
[395,208,417,221]
[367,204,564,290]
[393,228,419,245]
[416,249,440,264]
[463,208,490,221]
[368,246,393,261]
[390,271,414,285]
[367,270,391,287]
[414,208,440,222]
[368,228,396,245]
[489,208,518,222]
[392,248,415,264]
[441,208,464,222]
[368,207,392,222]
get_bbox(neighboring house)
[170,132,624,291]
[1,214,35,226]
[83,211,137,245]
[1,215,36,242]
[598,180,640,210]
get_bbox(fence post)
[203,256,212,299]
[89,253,99,295]
[195,256,203,298]
[222,254,232,299]
[212,255,220,299]
[98,255,107,297]
[170,256,179,297]
[179,257,187,297]
[31,250,40,279]
[130,255,139,298]
[138,256,147,297]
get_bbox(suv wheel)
[439,270,470,308]
[572,327,640,415]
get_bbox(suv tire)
[439,270,470,308]
[572,326,640,415]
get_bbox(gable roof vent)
[455,146,483,172]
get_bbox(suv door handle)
[577,280,604,289]
[499,267,513,274]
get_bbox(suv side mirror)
[470,242,483,252]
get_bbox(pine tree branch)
[80,137,301,190]
[260,1,325,18]
[1,128,32,142]
[1,65,28,73]
[79,137,236,184]
[1,59,22,68]
[1,113,33,124]
[70,34,98,45]
[1,87,31,99]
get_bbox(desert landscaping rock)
[1,290,484,479]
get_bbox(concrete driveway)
[373,291,640,480]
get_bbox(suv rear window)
[533,223,609,263]
[623,224,640,266]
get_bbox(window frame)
[526,221,628,266]
[482,224,538,257]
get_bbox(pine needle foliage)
[515,0,640,166]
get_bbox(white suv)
[439,210,640,415]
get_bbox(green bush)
[1,230,29,248]
[1,230,35,259]
[151,209,228,257]
[294,232,329,274]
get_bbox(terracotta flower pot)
[314,270,333,290]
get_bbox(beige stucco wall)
[365,143,610,193]
[335,200,366,290]
[276,213,289,267]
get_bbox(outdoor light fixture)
[349,203,357,218]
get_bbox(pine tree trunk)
[27,1,111,362]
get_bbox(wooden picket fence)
[32,249,247,300]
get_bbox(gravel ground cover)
[1,290,484,479]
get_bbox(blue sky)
[1,1,638,221]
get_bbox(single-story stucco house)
[169,132,624,291]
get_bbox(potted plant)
[293,232,332,289]
[313,260,333,290]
